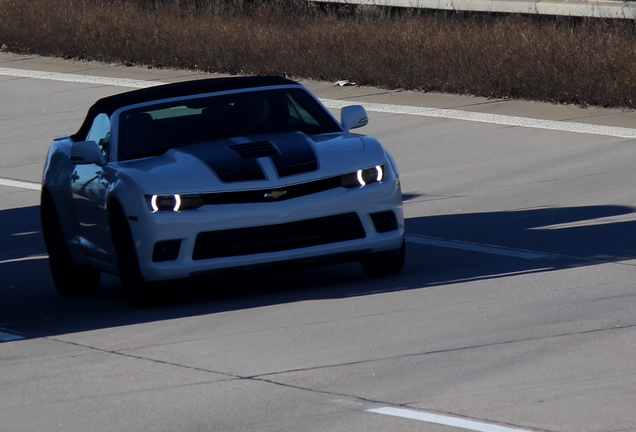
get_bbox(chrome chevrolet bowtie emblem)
[263,190,288,199]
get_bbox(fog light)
[152,239,182,262]
[370,211,398,233]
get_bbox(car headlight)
[341,165,385,188]
[147,194,203,212]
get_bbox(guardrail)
[310,0,636,19]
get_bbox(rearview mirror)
[70,141,106,166]
[341,105,368,132]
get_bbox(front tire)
[40,192,100,296]
[360,240,406,277]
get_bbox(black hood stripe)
[179,134,318,183]
[269,134,318,178]
[180,142,266,183]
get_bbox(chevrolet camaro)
[40,76,405,305]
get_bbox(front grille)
[200,175,342,205]
[192,213,366,260]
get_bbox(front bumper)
[129,179,404,281]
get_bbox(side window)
[86,113,111,158]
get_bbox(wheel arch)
[40,185,90,266]
[107,196,124,221]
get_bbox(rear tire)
[361,240,406,277]
[110,205,152,307]
[40,192,100,296]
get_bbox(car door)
[70,114,115,261]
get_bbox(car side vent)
[230,142,279,159]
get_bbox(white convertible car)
[41,76,404,304]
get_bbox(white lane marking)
[406,234,554,260]
[0,329,25,342]
[322,98,636,139]
[0,255,48,265]
[12,231,39,236]
[367,407,532,432]
[0,67,160,89]
[1,66,636,139]
[0,178,41,191]
[528,213,636,231]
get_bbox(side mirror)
[70,141,106,166]
[341,105,369,132]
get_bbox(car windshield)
[117,88,341,161]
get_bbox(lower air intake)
[193,213,366,260]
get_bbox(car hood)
[116,132,386,193]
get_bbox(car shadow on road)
[1,202,636,340]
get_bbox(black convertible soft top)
[72,75,297,141]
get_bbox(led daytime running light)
[357,170,366,187]
[150,194,188,212]
[341,164,386,189]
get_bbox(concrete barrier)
[310,0,636,19]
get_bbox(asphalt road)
[2,52,636,432]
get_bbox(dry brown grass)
[2,0,636,107]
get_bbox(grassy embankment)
[1,0,636,108]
